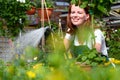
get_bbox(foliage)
[76,48,107,66]
[0,0,120,79]
[24,46,40,60]
[107,29,120,59]
[0,0,32,38]
[0,33,120,79]
[0,21,6,36]
[71,0,116,18]
[0,45,120,80]
[38,21,58,32]
[35,0,54,8]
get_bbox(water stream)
[14,27,49,55]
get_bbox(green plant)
[71,0,116,18]
[38,21,58,32]
[29,1,37,7]
[0,20,6,36]
[0,44,120,80]
[35,0,54,8]
[0,0,32,39]
[107,29,120,59]
[76,48,107,66]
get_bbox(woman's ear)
[85,14,90,20]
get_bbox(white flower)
[17,0,25,3]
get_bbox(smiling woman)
[64,0,108,60]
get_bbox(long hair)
[66,3,91,34]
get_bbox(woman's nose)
[74,12,79,16]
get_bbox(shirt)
[65,29,108,56]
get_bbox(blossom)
[104,58,120,66]
[17,0,25,3]
[33,63,43,69]
[26,71,36,79]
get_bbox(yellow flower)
[104,62,110,66]
[34,57,38,60]
[46,70,66,80]
[109,58,120,64]
[33,63,43,69]
[7,66,15,75]
[109,58,115,62]
[26,71,36,79]
[114,59,120,64]
[50,67,55,71]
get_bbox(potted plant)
[0,0,32,39]
[26,1,37,15]
[35,0,54,21]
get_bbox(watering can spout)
[45,26,50,30]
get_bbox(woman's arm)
[94,29,102,53]
[64,38,71,52]
[94,43,101,53]
[64,33,74,52]
[94,29,108,57]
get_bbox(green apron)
[70,45,90,57]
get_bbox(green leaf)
[85,60,90,65]
[88,3,95,8]
[91,62,98,66]
[80,1,88,8]
[88,53,96,59]
[97,4,108,15]
[81,56,87,61]
[71,0,76,4]
[94,57,101,61]
[100,0,103,3]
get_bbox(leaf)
[91,62,98,66]
[88,53,96,59]
[79,1,88,8]
[110,0,115,3]
[88,3,95,8]
[81,56,87,62]
[94,57,101,61]
[100,0,103,3]
[85,60,90,65]
[97,4,108,15]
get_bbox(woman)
[64,1,108,58]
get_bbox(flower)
[33,63,43,69]
[26,71,36,79]
[104,58,120,66]
[46,70,66,80]
[33,57,38,60]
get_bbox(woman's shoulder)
[94,29,102,32]
[65,32,75,40]
[94,29,104,37]
[94,29,102,34]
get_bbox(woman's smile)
[71,17,80,22]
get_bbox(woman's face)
[70,4,89,27]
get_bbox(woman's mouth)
[71,17,80,22]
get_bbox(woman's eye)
[71,11,82,14]
[71,11,75,14]
[78,11,82,14]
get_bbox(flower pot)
[37,8,53,21]
[80,64,92,71]
[26,7,36,15]
[76,62,92,71]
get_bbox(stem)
[91,14,95,48]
